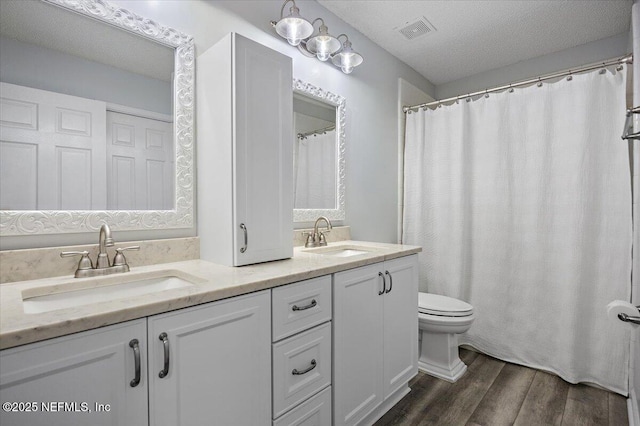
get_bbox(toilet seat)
[419,293,473,317]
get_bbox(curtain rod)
[297,124,336,139]
[403,54,633,113]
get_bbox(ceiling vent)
[396,17,436,40]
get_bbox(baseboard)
[357,385,411,426]
[629,386,640,426]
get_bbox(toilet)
[418,292,475,383]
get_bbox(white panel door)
[333,263,385,426]
[233,34,293,266]
[0,82,106,210]
[148,290,271,426]
[382,255,419,399]
[0,319,148,426]
[106,111,173,210]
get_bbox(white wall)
[113,0,434,244]
[0,36,172,115]
[436,32,630,99]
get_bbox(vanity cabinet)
[0,252,419,426]
[197,32,293,266]
[333,255,419,426]
[147,290,271,426]
[0,291,270,426]
[271,276,333,425]
[0,319,148,426]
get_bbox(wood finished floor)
[375,349,628,426]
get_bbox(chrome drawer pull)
[385,271,393,294]
[378,272,386,295]
[292,299,317,311]
[129,339,141,387]
[158,332,170,378]
[292,359,317,375]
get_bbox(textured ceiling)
[0,0,173,82]
[318,0,632,85]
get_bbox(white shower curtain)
[294,130,337,209]
[403,67,632,393]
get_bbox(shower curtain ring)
[537,78,543,87]
[567,73,573,81]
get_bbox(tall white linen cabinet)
[197,33,293,266]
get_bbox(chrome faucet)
[61,224,140,278]
[97,224,114,269]
[305,216,333,248]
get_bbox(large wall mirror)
[293,79,345,222]
[0,0,194,236]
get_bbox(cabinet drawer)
[273,386,331,426]
[273,322,332,418]
[272,275,332,341]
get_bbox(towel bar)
[618,313,640,324]
[618,305,640,324]
[622,107,640,140]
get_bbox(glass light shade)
[305,24,341,62]
[341,65,354,74]
[275,5,313,46]
[331,40,363,73]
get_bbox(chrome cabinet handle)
[158,332,170,378]
[385,271,393,294]
[378,272,386,295]
[292,299,317,311]
[129,339,141,387]
[239,223,248,253]
[292,359,317,375]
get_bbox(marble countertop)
[0,241,420,350]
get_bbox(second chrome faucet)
[61,224,140,278]
[304,216,333,248]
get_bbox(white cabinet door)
[382,255,419,398]
[333,255,419,426]
[148,290,271,426]
[197,33,293,267]
[0,319,148,426]
[0,82,106,210]
[233,34,293,266]
[333,263,385,426]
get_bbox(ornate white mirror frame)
[0,0,194,236]
[293,79,345,222]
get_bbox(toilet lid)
[418,293,473,317]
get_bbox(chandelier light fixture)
[271,0,364,74]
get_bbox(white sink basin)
[22,271,204,314]
[303,245,375,257]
